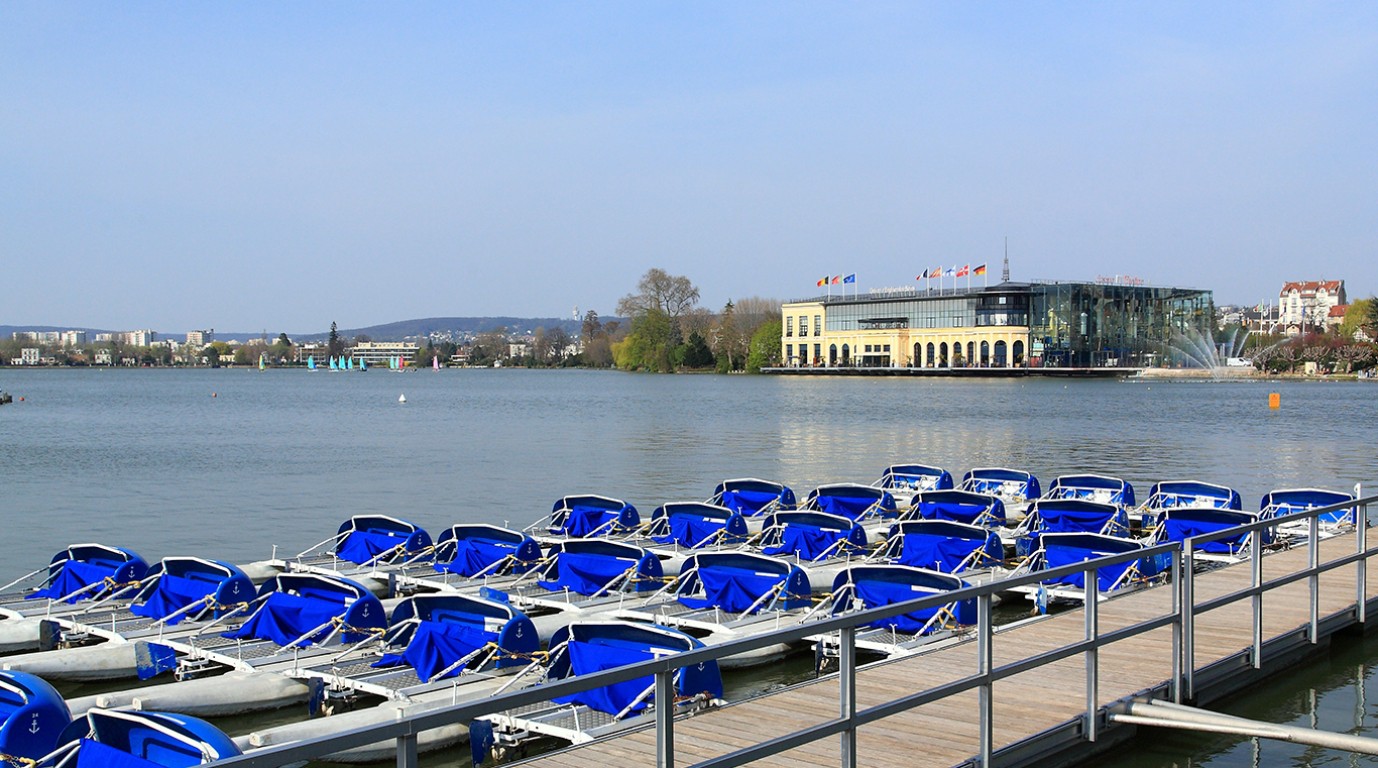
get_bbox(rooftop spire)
[1002,237,1010,282]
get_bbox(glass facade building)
[781,281,1213,369]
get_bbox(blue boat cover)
[550,496,640,538]
[1017,500,1127,558]
[57,710,241,768]
[911,490,1006,527]
[538,544,661,596]
[222,591,341,646]
[650,504,747,549]
[374,621,493,683]
[760,514,867,562]
[677,556,810,614]
[27,550,147,604]
[1261,489,1355,525]
[335,518,431,565]
[711,480,796,516]
[879,464,954,492]
[434,529,542,577]
[0,671,71,761]
[804,485,897,520]
[73,738,161,768]
[1159,510,1272,553]
[832,568,975,634]
[549,625,721,717]
[961,468,1041,500]
[890,523,1003,573]
[128,575,220,624]
[1040,534,1162,592]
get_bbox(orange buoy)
[1268,392,1280,409]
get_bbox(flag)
[917,270,928,280]
[946,266,957,277]
[843,274,856,284]
[932,266,943,278]
[1256,302,1265,312]
[817,276,828,287]
[956,264,970,278]
[831,275,841,285]
[974,264,987,276]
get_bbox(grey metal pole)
[1183,539,1196,701]
[1085,564,1099,742]
[1171,543,1182,704]
[396,733,417,768]
[840,626,856,768]
[1360,500,1369,625]
[1252,527,1263,668]
[656,669,675,768]
[1310,514,1320,644]
[978,592,993,768]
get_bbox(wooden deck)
[523,534,1376,768]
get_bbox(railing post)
[1359,501,1369,626]
[840,625,857,768]
[1084,562,1099,742]
[978,591,993,768]
[1310,514,1320,644]
[1182,539,1196,702]
[396,732,417,768]
[656,669,675,768]
[1171,543,1182,704]
[1251,525,1263,668]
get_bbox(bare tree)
[616,268,700,326]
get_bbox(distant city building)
[1279,280,1345,335]
[781,279,1213,369]
[20,348,40,365]
[508,343,529,359]
[1328,304,1349,331]
[186,329,213,347]
[60,330,87,347]
[295,342,328,363]
[347,341,419,365]
[11,331,61,345]
[93,349,113,365]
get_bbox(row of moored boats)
[0,466,1361,766]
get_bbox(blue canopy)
[675,552,811,614]
[51,709,240,768]
[334,516,433,565]
[909,490,1006,527]
[1260,488,1356,525]
[877,464,954,493]
[758,511,867,562]
[549,622,722,717]
[709,479,796,516]
[0,671,71,762]
[1016,499,1128,558]
[960,467,1041,501]
[1047,474,1135,508]
[222,574,385,647]
[1155,509,1272,554]
[649,503,748,549]
[373,594,538,680]
[1037,533,1165,592]
[548,495,640,538]
[886,521,1003,573]
[433,525,542,578]
[829,566,975,634]
[27,544,148,604]
[1145,481,1242,511]
[128,559,254,625]
[803,484,898,521]
[538,540,663,596]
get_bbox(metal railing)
[208,493,1376,768]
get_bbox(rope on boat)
[1,752,38,768]
[329,616,389,641]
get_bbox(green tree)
[617,268,700,349]
[745,319,783,373]
[1365,296,1378,339]
[327,322,344,359]
[682,331,715,369]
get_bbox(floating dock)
[516,532,1374,768]
[763,366,1138,378]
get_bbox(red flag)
[831,275,842,285]
[956,264,970,278]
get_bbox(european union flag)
[843,274,856,284]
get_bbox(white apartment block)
[1279,280,1346,334]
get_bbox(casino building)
[781,276,1213,370]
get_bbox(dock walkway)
[523,533,1375,768]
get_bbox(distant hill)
[3,317,596,343]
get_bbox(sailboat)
[359,357,367,371]
[258,353,266,372]
[433,355,440,372]
[329,356,338,371]
[307,355,317,371]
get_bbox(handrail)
[207,492,1376,768]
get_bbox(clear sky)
[3,3,1375,333]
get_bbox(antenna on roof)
[1002,238,1010,282]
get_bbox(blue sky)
[3,2,1375,333]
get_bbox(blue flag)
[843,274,856,284]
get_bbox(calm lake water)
[2,368,1376,765]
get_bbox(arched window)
[966,342,975,367]
[1013,340,1025,366]
[939,342,949,367]
[994,340,1008,367]
[926,342,936,368]
[912,343,922,367]
[980,341,990,367]
[829,344,838,366]
[841,344,851,365]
